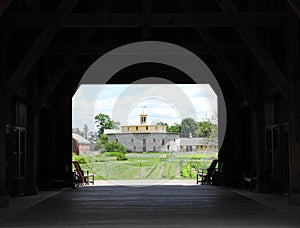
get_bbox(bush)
[104,152,127,161]
[72,152,89,164]
[94,134,109,151]
[104,142,127,153]
[180,162,197,178]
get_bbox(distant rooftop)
[177,138,217,146]
[72,133,91,145]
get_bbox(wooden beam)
[216,0,292,98]
[142,0,152,38]
[33,31,95,114]
[45,43,250,55]
[52,74,81,121]
[286,0,300,18]
[33,0,115,113]
[286,7,300,194]
[4,0,79,101]
[4,13,287,28]
[177,0,253,104]
[0,0,13,18]
[199,30,253,102]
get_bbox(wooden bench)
[242,172,257,191]
[72,160,94,186]
[196,159,218,185]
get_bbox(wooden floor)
[1,184,300,227]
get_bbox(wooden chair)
[72,160,94,186]
[196,159,218,185]
[242,171,257,191]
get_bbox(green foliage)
[94,113,120,136]
[74,152,216,180]
[94,140,102,151]
[100,134,108,143]
[180,162,197,178]
[196,121,212,137]
[104,141,127,153]
[104,152,127,161]
[94,134,109,151]
[94,135,126,153]
[181,118,198,137]
[72,152,87,164]
[168,123,181,133]
[195,121,217,138]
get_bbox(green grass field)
[74,152,218,180]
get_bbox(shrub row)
[104,152,127,161]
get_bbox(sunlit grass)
[75,152,217,180]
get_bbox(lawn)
[73,152,218,180]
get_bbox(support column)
[252,63,267,193]
[252,104,267,192]
[0,26,9,207]
[0,97,9,207]
[53,100,73,187]
[287,8,300,204]
[289,82,300,203]
[25,108,39,195]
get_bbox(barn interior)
[0,0,300,226]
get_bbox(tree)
[168,123,181,133]
[104,141,126,153]
[196,113,218,151]
[195,121,213,138]
[94,134,126,153]
[72,128,84,137]
[94,113,120,136]
[83,124,89,139]
[88,131,97,142]
[94,134,108,151]
[181,118,198,137]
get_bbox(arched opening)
[71,41,226,186]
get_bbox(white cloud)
[72,84,218,131]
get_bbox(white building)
[166,137,218,152]
[105,113,179,152]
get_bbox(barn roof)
[72,133,91,145]
[178,138,217,146]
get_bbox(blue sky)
[72,84,217,133]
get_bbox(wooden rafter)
[142,0,152,38]
[4,13,287,28]
[45,43,250,55]
[201,31,253,100]
[286,0,300,18]
[177,0,253,105]
[216,0,292,98]
[0,0,13,18]
[4,0,79,101]
[33,0,115,113]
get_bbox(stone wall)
[107,133,179,152]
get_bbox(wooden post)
[25,107,39,195]
[286,7,300,204]
[0,26,8,207]
[252,62,268,193]
[0,96,9,207]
